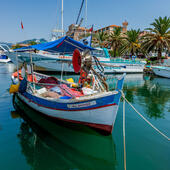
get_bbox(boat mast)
[85,0,87,35]
[61,0,64,36]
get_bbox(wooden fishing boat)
[10,37,126,134]
[12,71,125,134]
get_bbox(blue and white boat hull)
[15,73,125,134]
[17,91,119,134]
[152,66,170,78]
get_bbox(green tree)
[29,41,37,45]
[79,32,91,40]
[120,29,141,56]
[109,27,124,57]
[141,16,170,60]
[136,80,170,119]
[93,31,108,47]
[12,44,22,49]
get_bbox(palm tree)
[93,31,108,47]
[141,16,170,60]
[120,29,141,56]
[78,32,91,40]
[29,41,38,45]
[109,27,124,57]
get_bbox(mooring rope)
[120,90,170,141]
[122,92,127,170]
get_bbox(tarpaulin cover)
[0,55,8,59]
[14,36,94,53]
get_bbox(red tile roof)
[95,24,121,32]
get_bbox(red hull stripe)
[57,41,64,48]
[55,117,113,134]
[18,94,113,134]
[22,94,116,111]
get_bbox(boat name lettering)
[67,101,96,108]
[58,55,71,59]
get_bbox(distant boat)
[6,37,145,73]
[0,55,11,63]
[0,44,11,63]
[152,66,170,78]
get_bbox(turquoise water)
[0,63,170,170]
[110,58,145,64]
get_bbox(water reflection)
[13,95,117,170]
[123,75,170,119]
[59,73,144,91]
[0,63,15,74]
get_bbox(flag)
[88,26,93,32]
[21,21,24,30]
[80,35,92,47]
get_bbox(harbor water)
[0,63,170,170]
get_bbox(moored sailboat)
[6,37,145,73]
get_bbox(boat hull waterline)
[152,66,170,78]
[15,73,125,134]
[17,92,118,134]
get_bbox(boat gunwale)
[152,66,170,71]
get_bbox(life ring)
[72,49,81,73]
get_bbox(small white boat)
[152,66,170,78]
[0,55,11,63]
[0,44,11,63]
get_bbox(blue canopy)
[14,36,94,53]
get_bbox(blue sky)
[0,0,170,43]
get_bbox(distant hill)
[17,38,48,44]
[0,42,12,48]
[0,38,48,49]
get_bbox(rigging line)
[64,39,84,51]
[93,55,104,72]
[76,0,85,24]
[120,90,170,141]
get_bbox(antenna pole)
[61,0,64,36]
[85,0,87,35]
